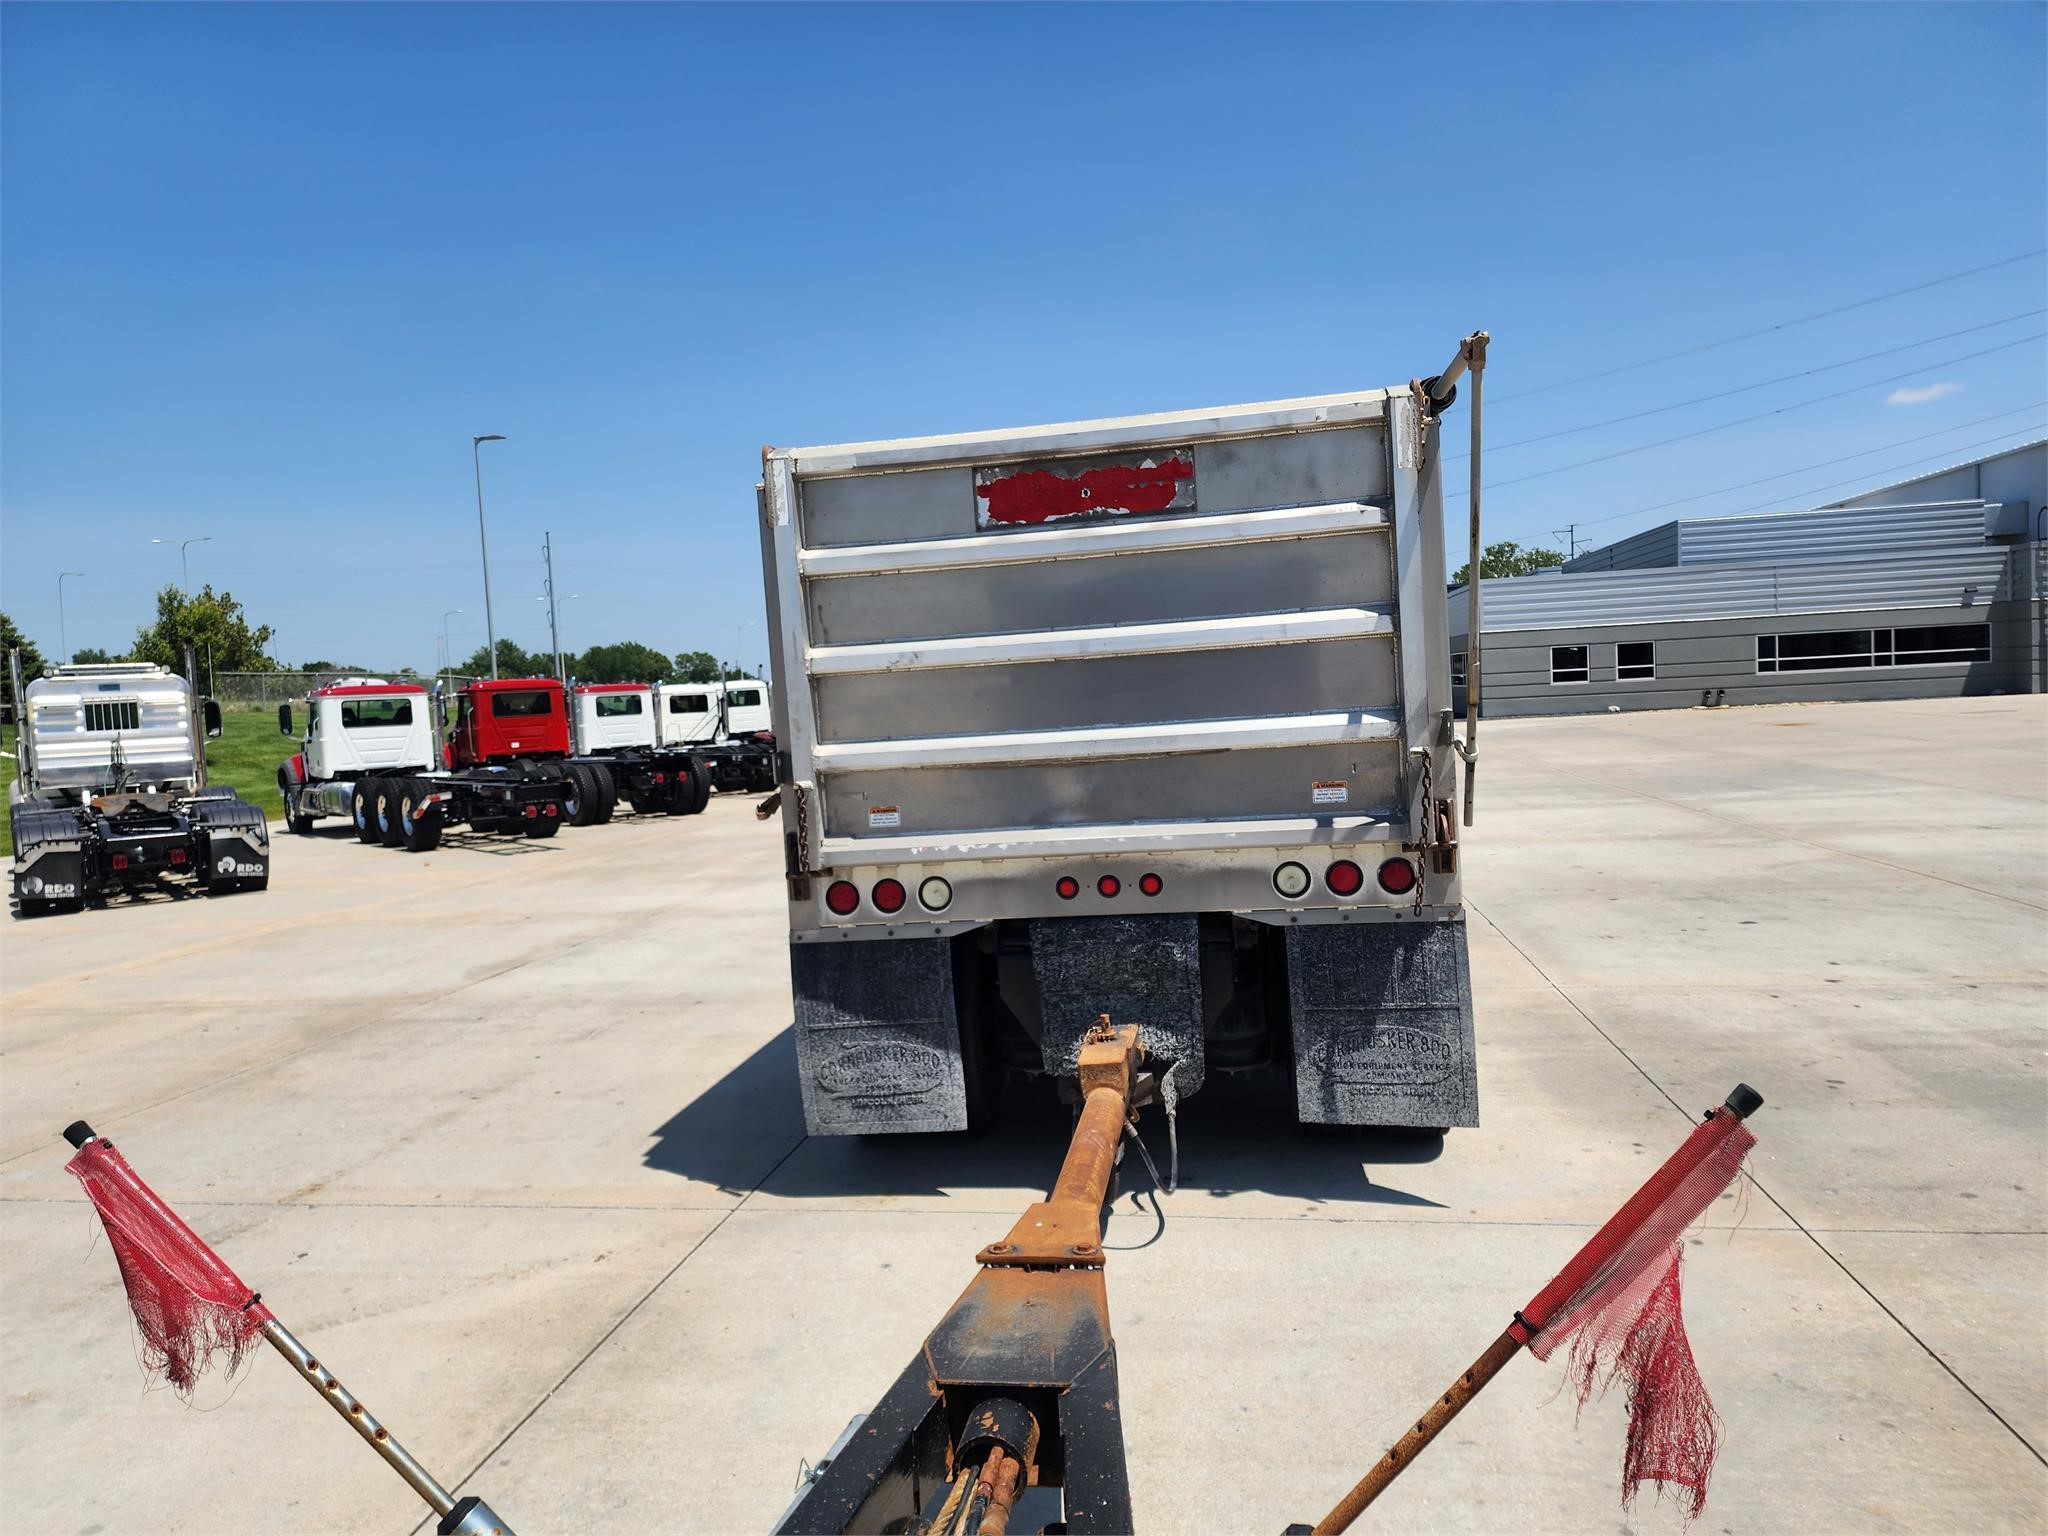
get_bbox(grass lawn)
[3,709,289,849]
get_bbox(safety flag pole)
[60,1121,515,1536]
[1307,1084,1764,1534]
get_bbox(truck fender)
[278,753,306,790]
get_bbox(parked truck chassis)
[9,650,269,915]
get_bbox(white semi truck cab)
[9,653,269,915]
[759,344,1488,1136]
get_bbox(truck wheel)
[352,782,382,843]
[666,758,707,815]
[290,811,316,836]
[399,779,444,852]
[589,764,617,823]
[523,810,561,838]
[375,783,406,846]
[563,764,602,827]
[688,758,712,814]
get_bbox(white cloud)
[1887,381,1964,406]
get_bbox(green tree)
[672,649,722,683]
[1452,541,1567,586]
[71,647,121,665]
[1,610,49,687]
[131,585,277,676]
[575,641,671,684]
[459,639,544,677]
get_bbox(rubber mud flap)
[1027,914,1204,1097]
[790,936,968,1135]
[1288,918,1479,1128]
[15,844,86,906]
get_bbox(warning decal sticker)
[867,806,902,830]
[1311,780,1349,806]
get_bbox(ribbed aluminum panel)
[1452,547,2011,634]
[1564,500,1994,573]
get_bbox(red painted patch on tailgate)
[977,456,1193,526]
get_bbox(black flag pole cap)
[61,1121,97,1149]
[1723,1085,1764,1121]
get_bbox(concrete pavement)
[1,696,2043,1534]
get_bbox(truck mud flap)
[15,844,86,906]
[790,937,968,1136]
[1028,915,1205,1097]
[1288,919,1478,1129]
[203,830,270,887]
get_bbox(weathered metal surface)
[789,936,967,1135]
[974,447,1198,529]
[1288,919,1478,1128]
[1028,915,1205,1097]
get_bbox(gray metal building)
[1449,438,2046,717]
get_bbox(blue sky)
[3,2,2043,671]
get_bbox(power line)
[1711,425,2048,519]
[1460,309,2043,458]
[1567,402,2048,530]
[1492,247,2047,404]
[1449,331,2045,496]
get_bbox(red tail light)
[1138,872,1164,897]
[825,880,860,916]
[653,772,667,784]
[1096,875,1121,898]
[1377,857,1417,895]
[168,848,187,866]
[111,854,129,871]
[545,804,559,817]
[1325,860,1364,897]
[523,805,538,819]
[1056,876,1080,900]
[872,878,907,913]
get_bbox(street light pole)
[152,536,213,594]
[542,532,564,686]
[57,572,84,665]
[441,609,463,678]
[471,435,506,678]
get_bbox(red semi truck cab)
[447,678,572,768]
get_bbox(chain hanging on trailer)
[1411,749,1434,915]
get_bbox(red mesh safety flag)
[65,1138,274,1395]
[1508,1106,1757,1522]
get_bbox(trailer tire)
[523,809,561,838]
[398,779,444,852]
[666,757,707,816]
[688,757,712,814]
[589,764,617,824]
[352,781,382,842]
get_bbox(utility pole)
[57,572,84,664]
[542,532,565,686]
[1551,524,1580,561]
[471,435,506,678]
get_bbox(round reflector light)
[1056,875,1081,900]
[1138,872,1164,897]
[1325,860,1364,897]
[1097,874,1121,898]
[1377,857,1417,895]
[825,880,860,916]
[918,876,953,912]
[1273,861,1311,899]
[872,878,907,914]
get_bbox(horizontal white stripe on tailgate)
[798,501,1386,577]
[807,607,1393,675]
[810,710,1401,771]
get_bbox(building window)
[1760,623,1990,674]
[83,701,141,732]
[1550,645,1589,684]
[1886,623,1991,664]
[1450,652,1467,688]
[1617,641,1656,680]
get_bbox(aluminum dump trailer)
[759,355,1485,1134]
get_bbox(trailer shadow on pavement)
[644,1025,1448,1209]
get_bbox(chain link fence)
[212,671,481,709]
